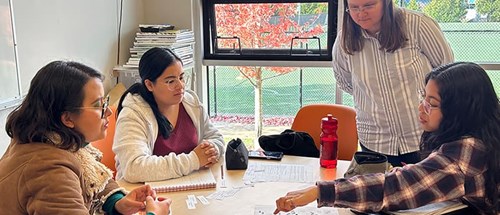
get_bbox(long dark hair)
[341,0,407,54]
[420,62,500,213]
[117,47,182,138]
[5,61,104,151]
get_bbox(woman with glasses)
[275,62,500,214]
[333,0,454,167]
[0,61,171,214]
[113,47,224,183]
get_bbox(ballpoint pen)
[220,164,224,180]
[220,164,227,188]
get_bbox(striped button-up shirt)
[332,9,454,155]
[317,137,493,214]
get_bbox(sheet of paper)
[254,205,339,215]
[243,163,316,184]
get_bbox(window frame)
[202,0,338,62]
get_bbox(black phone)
[248,150,284,160]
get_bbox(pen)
[220,164,227,188]
[220,164,224,180]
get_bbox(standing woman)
[113,47,224,183]
[0,61,171,214]
[333,0,454,166]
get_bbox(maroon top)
[153,104,198,156]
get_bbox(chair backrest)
[291,104,358,160]
[91,105,117,178]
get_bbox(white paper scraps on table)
[186,199,196,209]
[197,195,210,205]
[187,194,197,204]
[254,205,339,215]
[243,163,316,184]
[206,187,243,200]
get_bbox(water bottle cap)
[322,114,338,126]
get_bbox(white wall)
[143,0,193,30]
[0,0,145,155]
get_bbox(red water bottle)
[320,114,338,168]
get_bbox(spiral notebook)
[145,169,217,192]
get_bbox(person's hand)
[201,140,219,165]
[115,185,156,215]
[193,143,212,167]
[193,141,219,168]
[274,186,319,214]
[145,196,172,215]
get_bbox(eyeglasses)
[345,1,378,14]
[165,74,189,91]
[418,91,440,115]
[71,95,110,119]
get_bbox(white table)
[118,156,356,215]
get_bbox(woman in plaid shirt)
[275,62,500,215]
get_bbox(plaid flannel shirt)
[318,137,493,214]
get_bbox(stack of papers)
[123,25,195,69]
[115,25,196,88]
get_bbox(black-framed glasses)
[418,90,440,115]
[70,95,110,118]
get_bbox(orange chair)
[291,104,358,160]
[91,105,117,178]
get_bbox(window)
[202,0,338,62]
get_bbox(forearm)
[121,152,200,183]
[322,173,386,211]
[201,112,225,157]
[332,42,353,94]
[103,192,125,215]
[316,181,336,208]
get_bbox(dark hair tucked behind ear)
[117,47,183,138]
[420,62,500,214]
[5,61,103,151]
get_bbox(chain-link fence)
[208,67,338,118]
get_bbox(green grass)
[209,68,338,116]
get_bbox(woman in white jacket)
[113,47,224,183]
